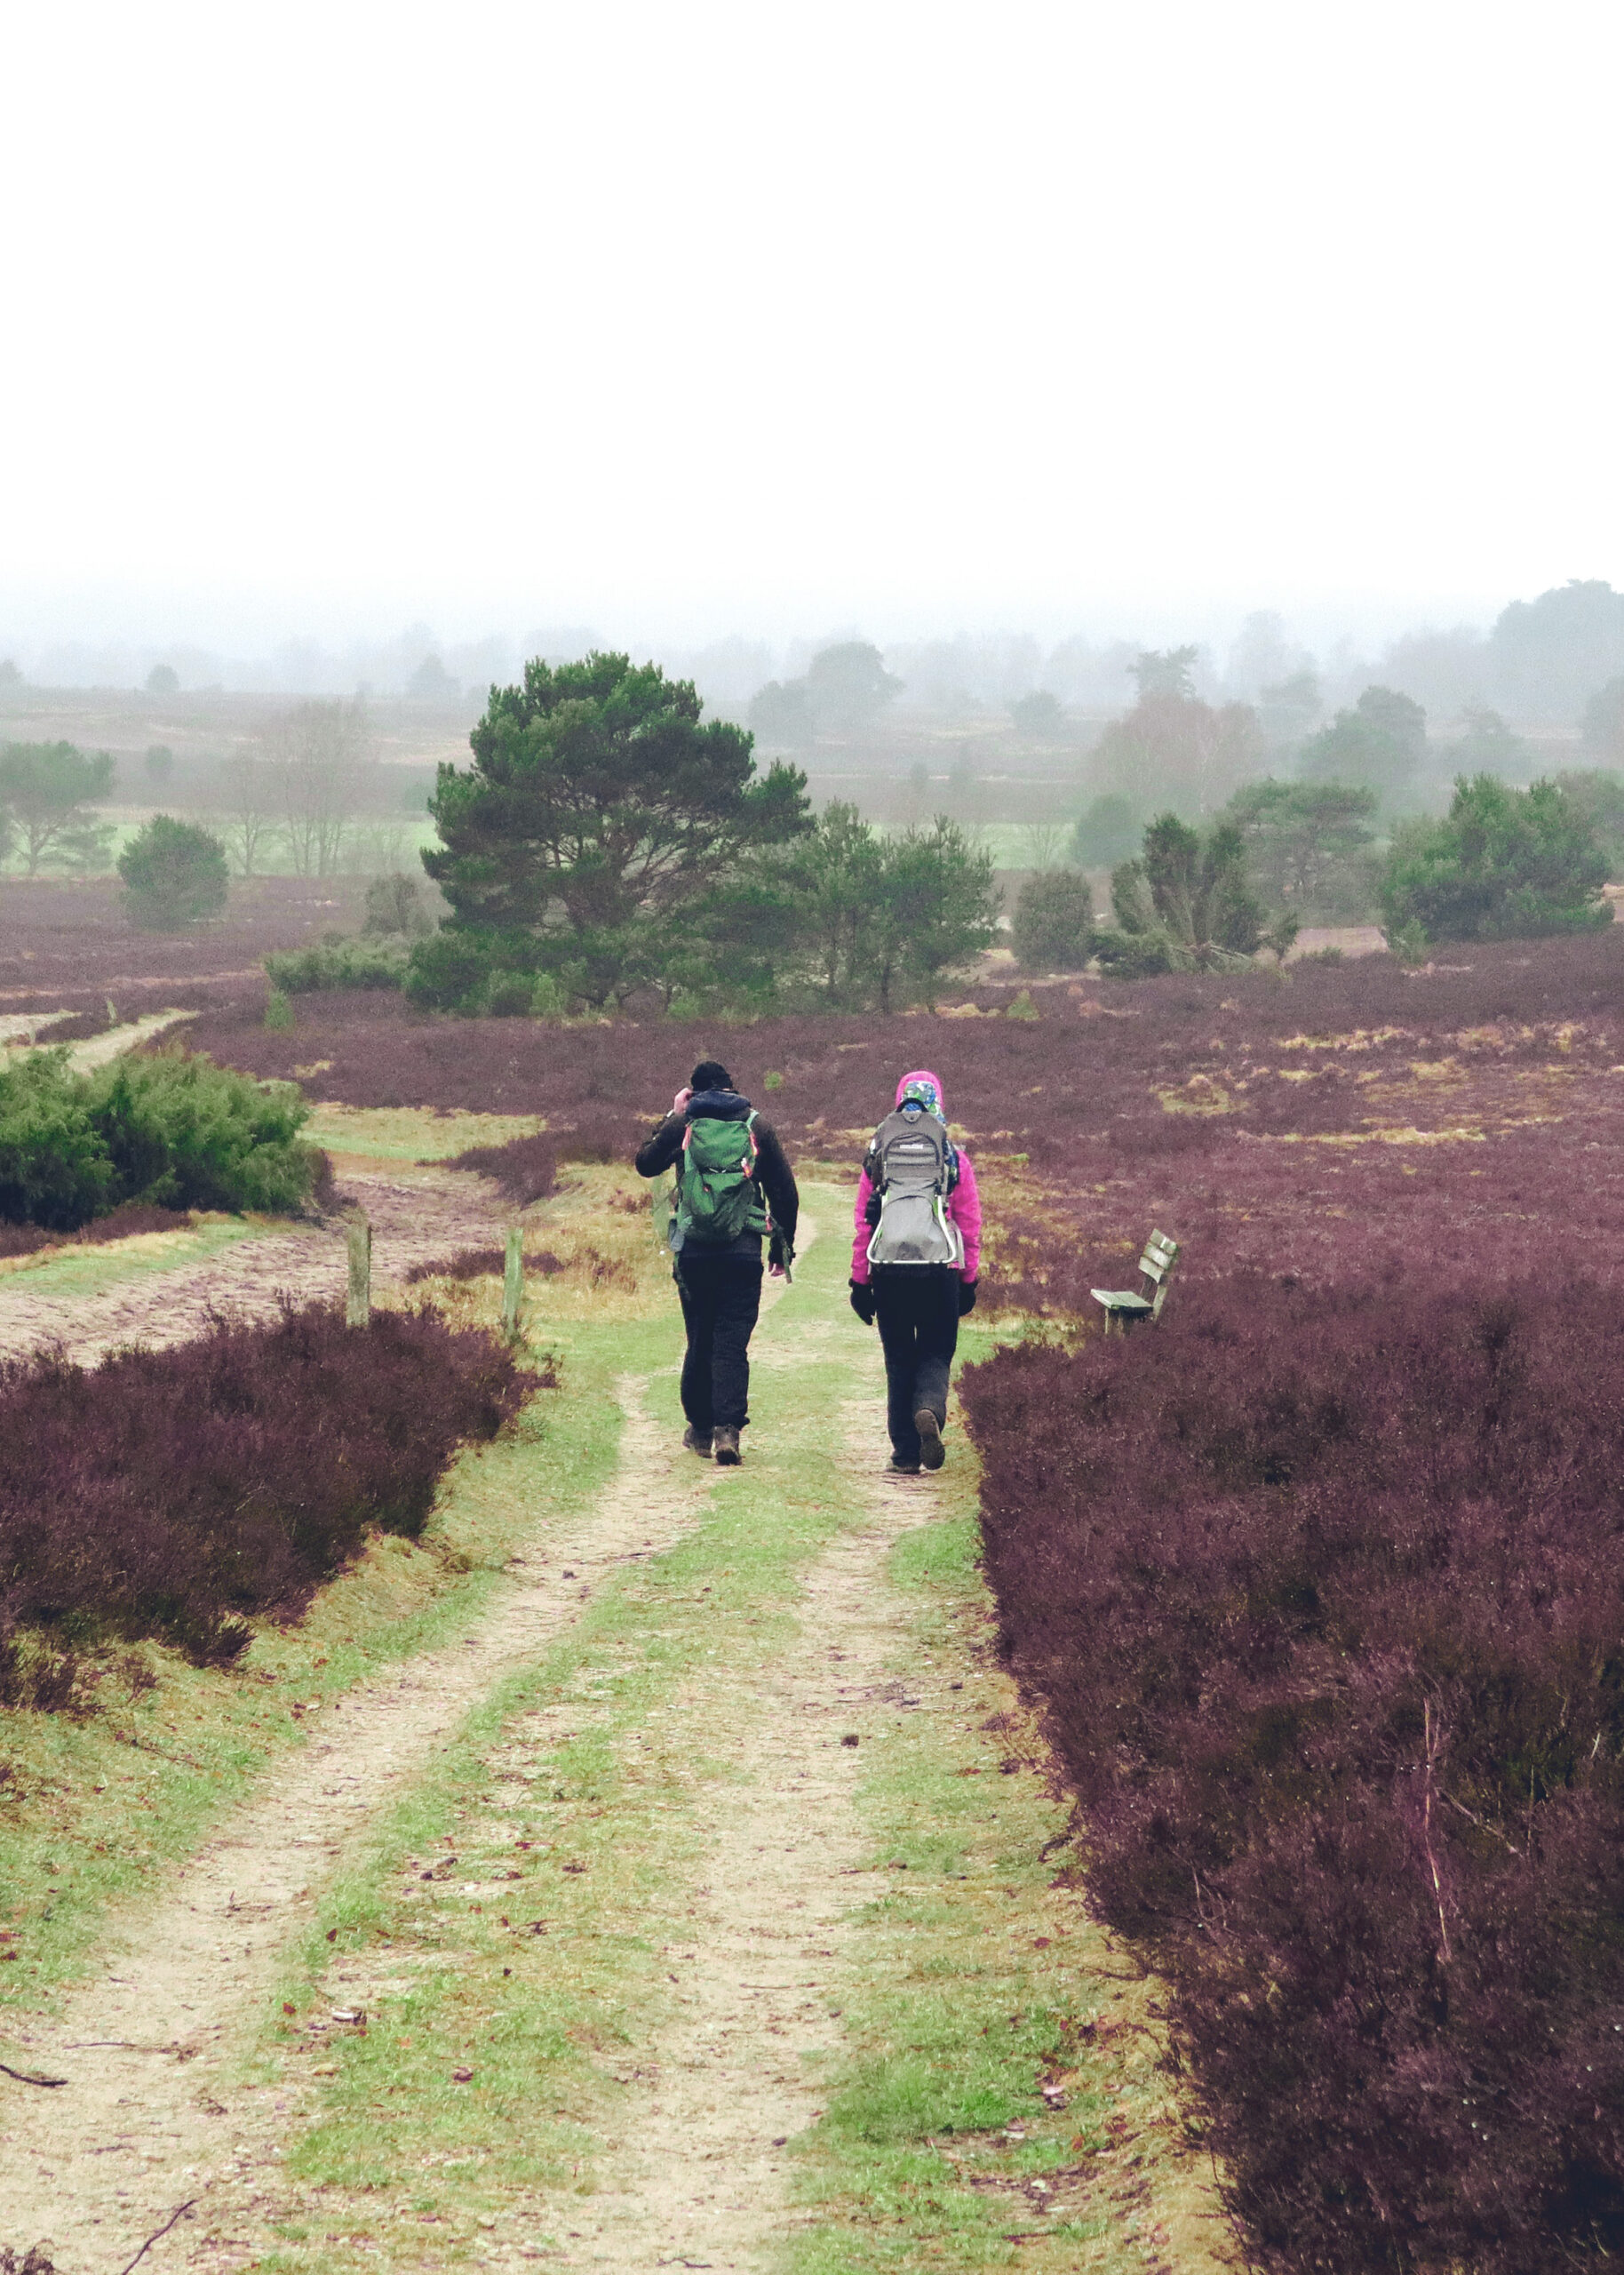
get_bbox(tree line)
[407,653,999,1015]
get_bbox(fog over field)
[3,4,1620,689]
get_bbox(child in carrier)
[848,1069,981,1472]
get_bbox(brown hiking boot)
[914,1409,945,1470]
[712,1425,742,1465]
[682,1426,712,1458]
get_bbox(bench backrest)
[1139,1229,1180,1316]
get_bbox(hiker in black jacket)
[634,1059,799,1466]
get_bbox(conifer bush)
[961,1281,1624,2273]
[0,1048,314,1228]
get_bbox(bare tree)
[1020,819,1071,873]
[264,700,377,876]
[212,754,280,876]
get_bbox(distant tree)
[873,816,999,1010]
[1131,646,1200,700]
[1489,580,1624,722]
[1223,778,1379,918]
[1093,691,1263,817]
[1010,690,1065,738]
[1379,775,1609,946]
[212,754,279,877]
[748,643,902,746]
[1019,819,1071,873]
[1224,612,1309,700]
[146,663,180,696]
[264,700,376,877]
[1554,770,1624,879]
[362,871,433,937]
[408,654,459,701]
[1299,685,1427,807]
[0,659,22,688]
[52,816,117,876]
[117,814,230,930]
[1376,626,1489,720]
[803,641,904,735]
[1258,669,1322,751]
[144,744,175,786]
[788,801,888,1002]
[1070,791,1142,869]
[0,740,116,874]
[1098,813,1276,975]
[747,678,815,748]
[420,651,810,1009]
[1013,869,1094,971]
[1582,677,1624,766]
[1453,706,1530,778]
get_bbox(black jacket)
[635,1089,800,1261]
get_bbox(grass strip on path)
[219,1185,1219,2274]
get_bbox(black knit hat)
[690,1059,733,1092]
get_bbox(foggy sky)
[3,1,1620,658]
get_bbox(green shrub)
[1379,774,1611,945]
[117,814,230,930]
[265,936,409,993]
[86,1052,314,1215]
[0,1052,117,1229]
[0,1048,314,1229]
[1093,928,1183,978]
[1011,868,1094,971]
[403,926,509,1012]
[264,989,294,1031]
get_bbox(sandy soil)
[0,1161,507,1367]
[548,1409,927,2269]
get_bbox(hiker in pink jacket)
[848,1069,982,1472]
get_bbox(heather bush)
[444,1108,625,1206]
[962,1281,1624,2272]
[0,1301,529,1680]
[0,1047,314,1228]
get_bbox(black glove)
[958,1279,978,1316]
[768,1230,794,1276]
[849,1281,877,1326]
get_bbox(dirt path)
[556,1414,925,2269]
[0,1161,505,1366]
[0,1377,717,2274]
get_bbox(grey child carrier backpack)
[864,1105,962,1268]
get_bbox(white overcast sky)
[3,0,1620,654]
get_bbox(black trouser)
[872,1265,960,1465]
[673,1251,763,1433]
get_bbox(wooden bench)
[1091,1230,1180,1336]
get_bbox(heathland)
[2,890,1624,2271]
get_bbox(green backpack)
[673,1108,767,1248]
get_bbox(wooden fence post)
[502,1225,524,1340]
[346,1212,371,1328]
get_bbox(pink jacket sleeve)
[948,1147,982,1281]
[850,1166,877,1284]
